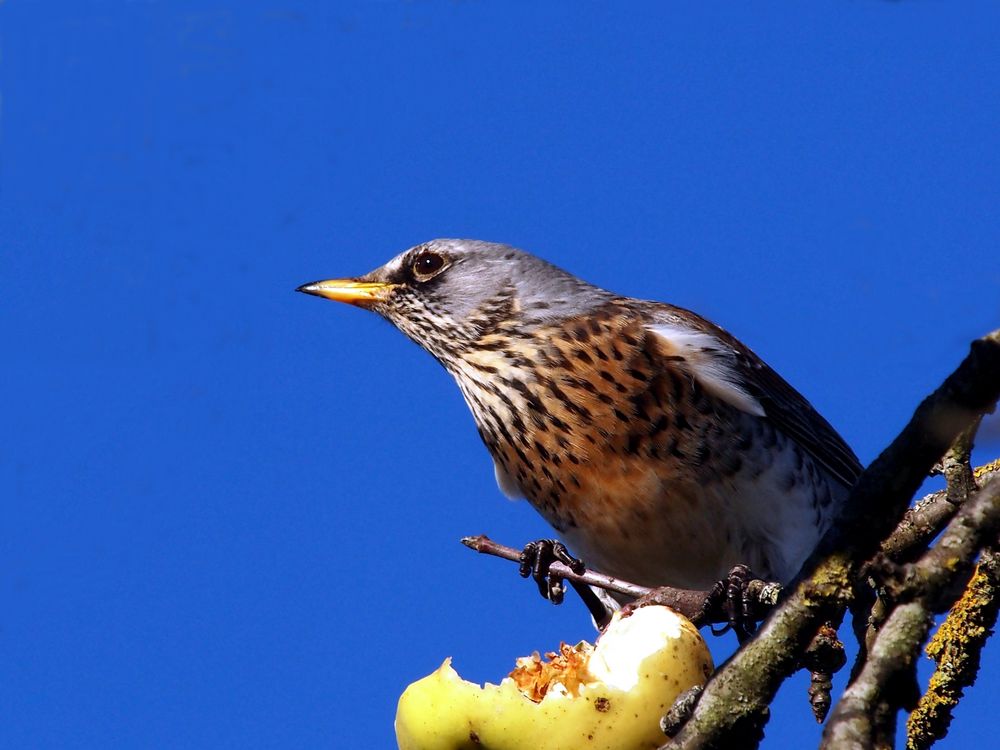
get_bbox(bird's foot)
[703,564,759,642]
[519,539,614,627]
[518,538,585,605]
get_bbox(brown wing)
[643,303,863,489]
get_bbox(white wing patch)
[493,459,524,500]
[646,323,766,417]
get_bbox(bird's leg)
[569,580,618,630]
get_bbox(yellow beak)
[295,279,397,307]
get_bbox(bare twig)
[938,417,981,506]
[885,477,1000,609]
[881,421,983,564]
[857,459,1000,564]
[881,490,963,562]
[463,534,652,600]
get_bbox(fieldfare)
[298,240,861,619]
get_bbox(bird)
[297,239,862,609]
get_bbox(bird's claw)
[519,538,585,605]
[703,564,758,641]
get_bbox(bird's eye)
[411,251,447,279]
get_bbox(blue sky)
[2,2,999,748]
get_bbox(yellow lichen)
[906,558,1000,750]
[973,458,1000,479]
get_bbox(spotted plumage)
[299,239,862,594]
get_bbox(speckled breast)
[449,307,842,590]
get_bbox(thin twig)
[462,534,652,600]
[887,478,1000,609]
[939,417,981,506]
[881,422,984,564]
[881,460,996,562]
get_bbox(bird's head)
[298,239,611,366]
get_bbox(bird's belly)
[557,480,735,591]
[513,441,840,592]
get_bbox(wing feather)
[645,306,863,489]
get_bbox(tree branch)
[822,475,1000,748]
[906,547,1000,750]
[823,601,928,750]
[661,329,1000,750]
[880,459,1000,563]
